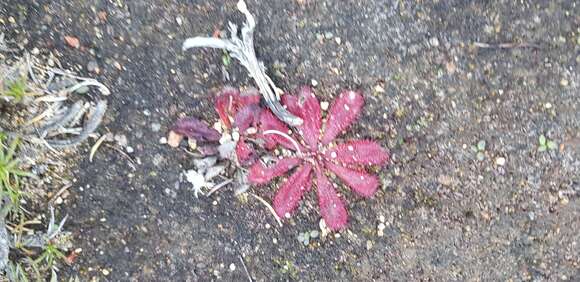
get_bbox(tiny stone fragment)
[495,157,506,166]
[167,131,183,147]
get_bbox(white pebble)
[429,37,440,47]
[229,263,236,271]
[320,101,329,111]
[159,137,167,144]
[232,131,240,141]
[495,157,506,166]
[311,79,319,87]
[126,146,134,153]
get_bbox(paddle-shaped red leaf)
[235,138,257,165]
[281,87,321,149]
[273,163,312,218]
[324,140,389,166]
[234,104,261,132]
[315,168,348,231]
[171,117,221,142]
[248,157,301,185]
[325,161,379,197]
[321,90,364,145]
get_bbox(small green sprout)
[5,261,30,282]
[538,134,558,152]
[2,76,29,103]
[297,230,320,246]
[33,242,66,269]
[471,140,486,161]
[274,258,299,279]
[0,136,33,214]
[221,51,231,67]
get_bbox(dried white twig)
[262,130,302,154]
[46,101,107,148]
[182,0,303,127]
[239,255,253,282]
[206,179,233,197]
[249,192,282,227]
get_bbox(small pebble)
[102,269,110,276]
[188,139,197,150]
[176,16,183,26]
[213,121,223,133]
[544,102,552,109]
[151,123,161,132]
[429,37,440,47]
[320,101,329,111]
[87,60,100,73]
[335,37,342,44]
[232,131,240,142]
[229,263,236,271]
[126,146,134,153]
[495,157,506,166]
[311,79,318,87]
[113,61,122,70]
[560,78,569,87]
[64,36,80,48]
[245,127,257,135]
[167,131,182,147]
[310,230,319,238]
[114,134,129,147]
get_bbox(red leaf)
[273,163,312,218]
[248,157,301,185]
[215,87,260,128]
[171,117,221,142]
[238,88,261,106]
[315,168,348,231]
[324,162,379,197]
[258,110,300,151]
[235,138,257,165]
[321,90,364,145]
[281,86,321,149]
[325,140,389,166]
[215,87,239,128]
[234,104,261,132]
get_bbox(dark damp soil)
[1,0,579,281]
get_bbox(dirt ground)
[1,0,579,281]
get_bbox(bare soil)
[1,0,579,281]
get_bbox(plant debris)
[182,0,303,127]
